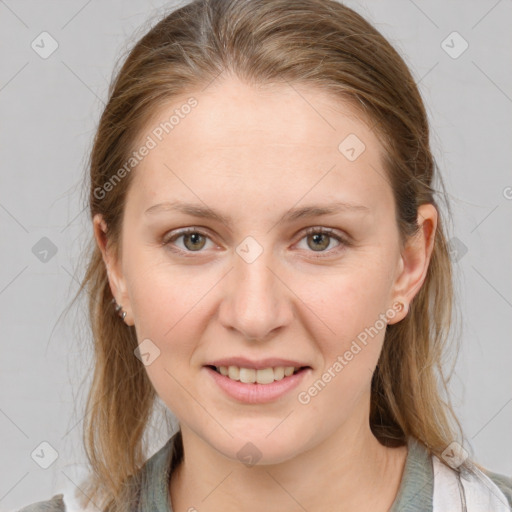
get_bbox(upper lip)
[204,357,311,370]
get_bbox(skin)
[94,76,437,511]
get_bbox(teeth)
[284,367,295,377]
[274,367,285,380]
[240,368,256,383]
[217,365,301,384]
[227,366,239,380]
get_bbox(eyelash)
[162,226,351,258]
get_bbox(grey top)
[18,433,512,511]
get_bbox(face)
[94,76,435,464]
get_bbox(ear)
[92,213,133,326]
[387,203,438,325]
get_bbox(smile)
[210,365,304,384]
[203,365,311,404]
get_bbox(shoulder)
[15,494,66,512]
[15,433,181,512]
[483,469,512,509]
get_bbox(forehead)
[127,77,392,215]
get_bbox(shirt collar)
[389,436,434,512]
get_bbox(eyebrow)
[144,200,370,227]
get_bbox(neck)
[169,417,407,512]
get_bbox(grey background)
[1,0,511,509]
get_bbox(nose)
[218,247,294,342]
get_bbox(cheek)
[300,264,391,341]
[130,265,203,415]
[124,262,203,407]
[126,252,202,339]
[291,266,392,403]
[302,282,388,406]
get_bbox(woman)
[19,0,512,510]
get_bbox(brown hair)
[69,0,467,508]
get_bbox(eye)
[296,227,349,257]
[163,228,215,254]
[162,226,350,257]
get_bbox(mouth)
[204,364,311,384]
[203,364,312,404]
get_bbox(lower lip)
[203,366,311,404]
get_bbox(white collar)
[432,455,510,511]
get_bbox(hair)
[68,0,469,509]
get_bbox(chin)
[206,428,306,467]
